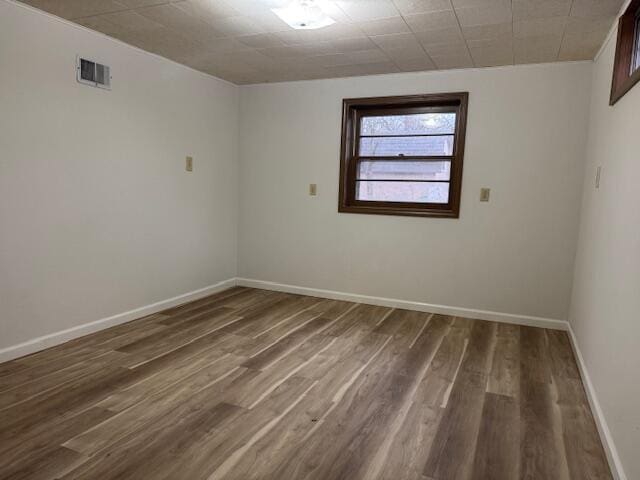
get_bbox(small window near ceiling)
[338,93,468,218]
[610,0,640,104]
[634,11,640,72]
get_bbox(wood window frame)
[338,92,469,219]
[610,0,640,105]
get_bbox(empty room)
[1,0,639,479]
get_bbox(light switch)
[186,156,193,172]
[480,188,490,202]
[595,166,601,188]
[309,183,317,196]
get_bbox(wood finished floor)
[0,287,612,480]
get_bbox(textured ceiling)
[19,0,624,84]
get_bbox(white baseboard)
[0,278,237,363]
[567,325,627,480]
[0,275,569,363]
[236,278,569,331]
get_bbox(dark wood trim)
[356,155,454,161]
[359,133,454,138]
[610,0,640,105]
[338,92,469,219]
[355,179,451,183]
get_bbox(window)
[634,11,640,72]
[610,0,640,105]
[338,93,468,218]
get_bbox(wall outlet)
[309,183,317,196]
[186,156,193,172]
[480,188,490,202]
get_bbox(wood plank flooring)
[0,287,613,480]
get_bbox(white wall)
[569,30,640,480]
[0,0,239,351]
[238,62,592,321]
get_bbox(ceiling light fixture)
[272,0,335,30]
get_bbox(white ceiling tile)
[326,61,400,76]
[462,22,512,41]
[514,34,561,63]
[202,37,255,53]
[335,0,400,21]
[180,24,229,46]
[302,53,352,67]
[23,0,125,19]
[75,15,129,37]
[221,0,283,16]
[384,44,430,60]
[570,0,624,19]
[471,53,513,67]
[469,42,513,67]
[124,26,201,59]
[423,42,469,57]
[298,68,335,80]
[416,26,466,46]
[391,0,451,15]
[404,10,459,32]
[430,52,474,68]
[451,0,510,7]
[136,4,210,30]
[356,16,411,36]
[273,22,365,44]
[564,16,614,36]
[370,32,423,50]
[115,0,167,7]
[513,16,567,38]
[346,48,390,63]
[299,41,342,56]
[136,4,225,44]
[471,55,513,67]
[393,55,436,71]
[466,34,511,49]
[236,33,286,48]
[172,0,239,23]
[512,0,571,21]
[207,15,267,36]
[248,11,293,33]
[232,49,284,69]
[313,1,353,23]
[558,30,608,60]
[273,30,316,45]
[360,62,401,74]
[100,10,164,31]
[455,4,513,27]
[257,45,310,59]
[318,22,369,39]
[227,73,266,84]
[178,51,223,70]
[331,36,377,52]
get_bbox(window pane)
[359,135,454,156]
[356,181,449,204]
[361,113,456,135]
[357,161,450,181]
[634,14,640,72]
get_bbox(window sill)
[338,204,460,218]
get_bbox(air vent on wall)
[77,56,111,90]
